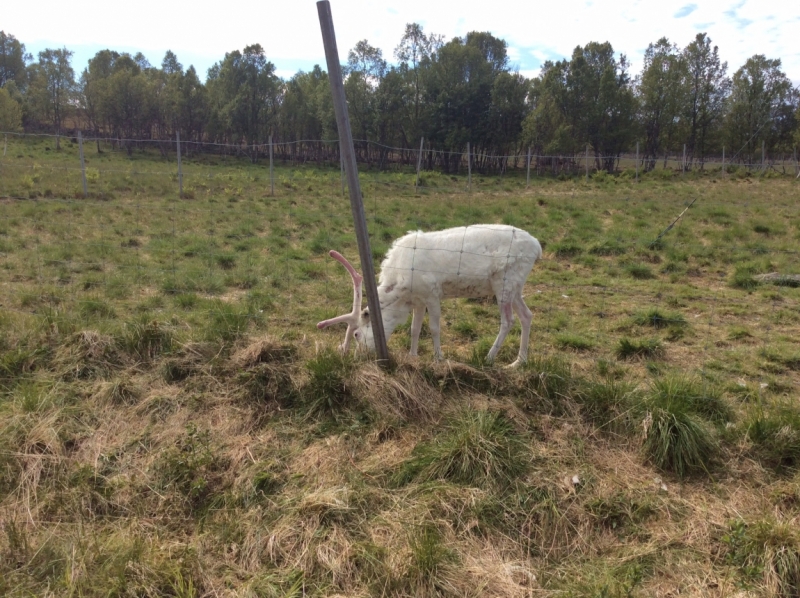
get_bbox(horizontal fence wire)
[3,131,799,173]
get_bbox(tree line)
[1,26,798,172]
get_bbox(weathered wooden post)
[585,144,589,181]
[682,144,687,175]
[635,141,639,182]
[176,131,183,198]
[467,142,472,191]
[269,135,274,196]
[526,146,531,188]
[318,0,389,365]
[762,140,766,172]
[415,137,424,191]
[78,130,88,198]
[722,145,725,178]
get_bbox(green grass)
[0,137,799,596]
[393,409,530,489]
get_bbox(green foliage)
[0,87,23,132]
[393,409,529,489]
[722,519,800,595]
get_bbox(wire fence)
[1,132,799,392]
[3,131,800,184]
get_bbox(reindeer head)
[316,251,375,353]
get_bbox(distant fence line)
[3,131,799,181]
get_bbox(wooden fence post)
[415,137,424,191]
[176,131,183,198]
[682,144,687,175]
[762,140,766,172]
[269,135,274,196]
[585,144,589,181]
[467,142,472,191]
[526,146,531,188]
[78,131,87,198]
[722,146,725,177]
[636,141,639,182]
[318,0,389,366]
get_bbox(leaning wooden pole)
[317,0,389,366]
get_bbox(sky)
[5,0,800,85]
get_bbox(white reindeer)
[317,225,542,366]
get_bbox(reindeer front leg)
[409,303,426,357]
[426,300,443,360]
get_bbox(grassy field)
[1,135,800,596]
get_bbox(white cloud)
[5,0,800,84]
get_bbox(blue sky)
[5,0,799,85]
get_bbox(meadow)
[1,135,799,596]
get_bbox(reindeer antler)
[317,251,363,352]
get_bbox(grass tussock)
[723,519,800,596]
[300,349,359,418]
[393,409,530,490]
[616,337,664,360]
[746,404,800,472]
[352,361,443,423]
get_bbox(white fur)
[318,225,542,366]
